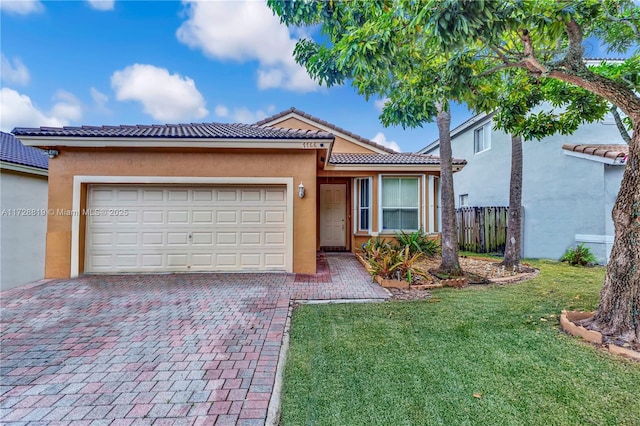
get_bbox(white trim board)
[0,161,48,177]
[18,136,334,150]
[71,176,295,277]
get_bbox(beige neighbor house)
[13,108,465,278]
[1,131,49,290]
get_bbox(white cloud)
[0,88,82,132]
[86,0,114,11]
[372,132,401,152]
[214,104,271,123]
[214,105,228,118]
[0,0,43,15]
[176,0,319,93]
[90,87,110,112]
[374,97,389,112]
[1,53,30,86]
[111,64,208,121]
[50,90,83,122]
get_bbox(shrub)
[365,240,428,283]
[362,236,392,262]
[395,231,440,257]
[560,243,597,266]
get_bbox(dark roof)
[330,153,466,166]
[255,107,397,154]
[12,122,333,140]
[1,132,48,170]
[563,143,628,163]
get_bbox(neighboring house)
[419,112,627,264]
[13,108,464,278]
[1,131,49,290]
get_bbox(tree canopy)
[269,0,640,343]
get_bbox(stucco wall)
[271,117,378,153]
[448,116,625,263]
[45,148,318,277]
[1,170,48,290]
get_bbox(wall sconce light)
[47,149,59,159]
[298,182,305,198]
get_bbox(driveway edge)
[266,302,293,426]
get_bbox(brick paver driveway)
[0,254,388,425]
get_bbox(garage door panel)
[265,232,285,245]
[241,211,261,224]
[167,210,189,224]
[265,253,285,268]
[142,211,164,224]
[168,189,189,202]
[192,211,213,224]
[192,232,213,245]
[116,233,138,245]
[240,232,261,245]
[86,185,288,273]
[265,211,286,224]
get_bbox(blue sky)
[0,0,477,153]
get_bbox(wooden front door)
[320,184,346,247]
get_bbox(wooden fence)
[456,206,509,254]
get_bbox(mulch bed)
[386,254,538,301]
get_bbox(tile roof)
[562,143,629,163]
[1,131,48,170]
[330,153,466,166]
[11,122,333,140]
[255,107,397,154]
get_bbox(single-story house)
[13,108,464,277]
[419,111,627,263]
[1,131,49,290]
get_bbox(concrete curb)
[266,303,293,426]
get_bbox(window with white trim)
[459,194,469,207]
[382,177,419,230]
[474,124,491,154]
[356,178,371,232]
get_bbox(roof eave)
[0,160,48,176]
[15,135,336,150]
[324,163,465,172]
[563,149,626,165]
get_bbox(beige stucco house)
[1,132,49,290]
[13,108,464,277]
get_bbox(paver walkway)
[0,253,388,425]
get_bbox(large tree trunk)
[586,129,640,344]
[435,103,462,276]
[501,134,523,269]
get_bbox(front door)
[320,184,346,248]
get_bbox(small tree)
[490,72,609,268]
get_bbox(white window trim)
[353,177,373,234]
[428,175,435,233]
[474,124,491,155]
[421,174,426,233]
[378,174,421,233]
[71,176,294,277]
[459,193,469,207]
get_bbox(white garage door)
[85,185,288,273]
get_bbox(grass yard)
[280,259,640,425]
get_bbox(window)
[474,124,491,154]
[459,194,469,207]
[356,178,371,232]
[382,177,419,230]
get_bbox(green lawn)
[280,260,640,426]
